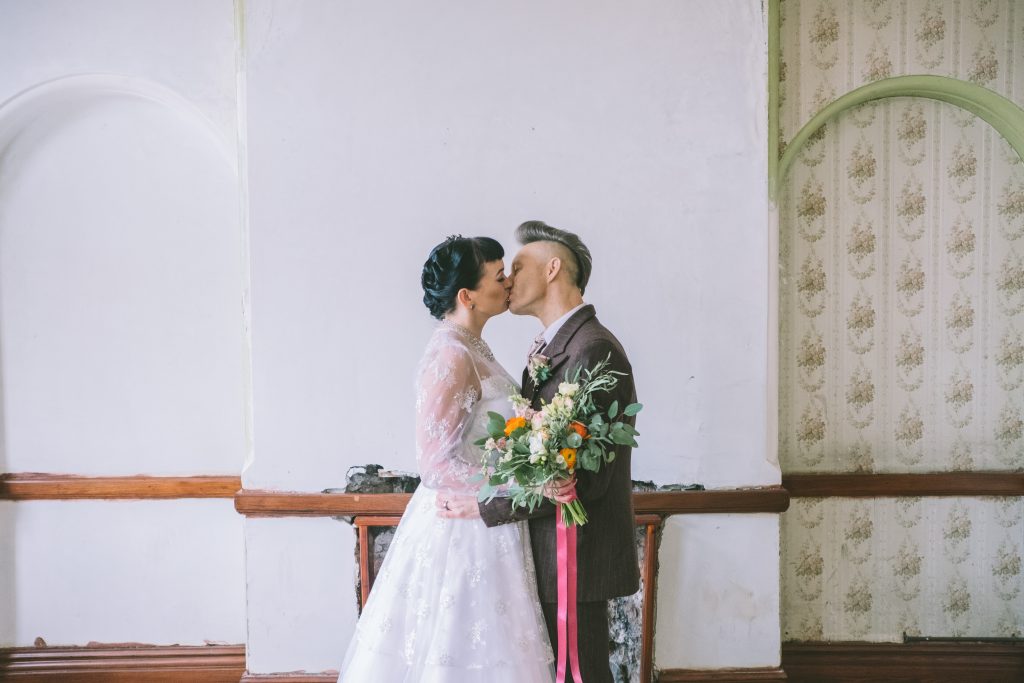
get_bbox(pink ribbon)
[555,503,584,683]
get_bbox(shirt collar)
[542,303,586,347]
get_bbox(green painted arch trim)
[772,75,1024,201]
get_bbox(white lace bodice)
[414,323,519,494]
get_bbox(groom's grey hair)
[515,220,593,295]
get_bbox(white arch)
[0,73,236,172]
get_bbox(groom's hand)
[436,492,481,519]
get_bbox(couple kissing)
[339,220,639,683]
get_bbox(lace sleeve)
[415,340,482,491]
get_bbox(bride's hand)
[543,476,577,503]
[436,492,480,519]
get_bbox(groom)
[439,220,639,683]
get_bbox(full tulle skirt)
[338,486,554,682]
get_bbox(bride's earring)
[470,303,475,310]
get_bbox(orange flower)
[560,448,577,470]
[504,416,528,436]
[569,421,589,439]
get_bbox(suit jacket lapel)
[522,365,534,400]
[531,305,596,400]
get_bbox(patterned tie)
[527,333,546,362]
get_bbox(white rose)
[558,382,580,397]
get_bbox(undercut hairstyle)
[421,235,505,319]
[515,220,593,295]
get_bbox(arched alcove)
[773,75,1024,200]
[0,74,246,646]
[776,76,1024,640]
[0,74,244,476]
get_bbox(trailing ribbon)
[555,504,584,683]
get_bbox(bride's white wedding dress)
[338,322,554,682]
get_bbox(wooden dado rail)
[4,472,1022,501]
[783,472,1024,497]
[0,473,242,500]
[233,487,792,517]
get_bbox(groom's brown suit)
[479,305,639,683]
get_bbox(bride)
[338,235,554,682]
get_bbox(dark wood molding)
[633,487,790,514]
[0,644,244,681]
[639,517,662,683]
[658,667,787,682]
[782,472,1024,498]
[782,641,1024,682]
[235,487,790,518]
[235,491,411,517]
[0,473,241,500]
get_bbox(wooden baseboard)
[240,675,336,682]
[245,668,786,682]
[782,641,1024,682]
[658,668,787,682]
[0,644,245,681]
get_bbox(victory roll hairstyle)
[515,220,593,295]
[421,235,504,319]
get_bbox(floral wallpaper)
[782,496,1022,640]
[778,0,1024,640]
[779,0,1024,147]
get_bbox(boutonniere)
[527,354,552,384]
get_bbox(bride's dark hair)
[422,235,504,319]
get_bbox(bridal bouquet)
[475,355,642,526]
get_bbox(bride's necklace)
[439,319,495,361]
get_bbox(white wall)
[0,0,245,647]
[243,0,776,493]
[243,0,778,672]
[0,500,245,646]
[244,517,357,673]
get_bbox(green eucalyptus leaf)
[624,403,643,417]
[607,400,619,419]
[580,450,600,472]
[611,430,633,445]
